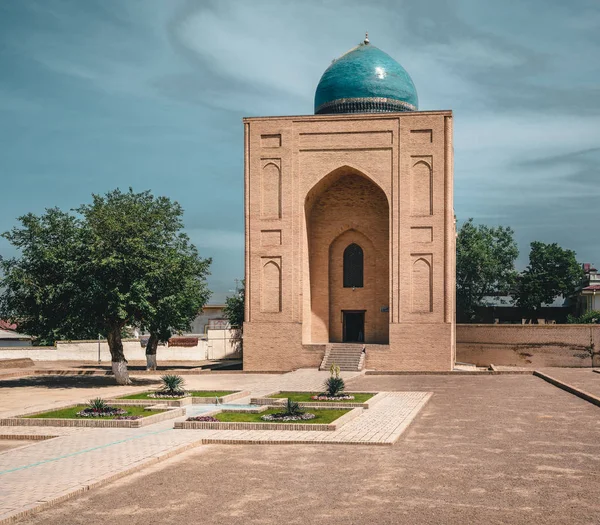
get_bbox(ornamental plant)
[89,398,108,411]
[160,374,185,395]
[284,398,304,417]
[77,398,127,417]
[324,363,345,397]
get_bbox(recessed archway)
[304,166,389,344]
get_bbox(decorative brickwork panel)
[261,258,282,313]
[411,256,432,313]
[261,162,281,219]
[410,129,433,143]
[261,230,282,246]
[261,134,281,148]
[411,227,433,243]
[410,158,433,216]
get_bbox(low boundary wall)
[0,329,241,362]
[457,324,599,368]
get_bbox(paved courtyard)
[1,369,600,524]
[0,369,429,522]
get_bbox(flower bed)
[1,405,185,428]
[175,407,363,432]
[27,405,160,420]
[76,406,129,418]
[115,390,248,407]
[269,392,375,403]
[310,394,355,401]
[187,415,219,422]
[260,412,316,422]
[148,391,187,399]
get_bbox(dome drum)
[315,96,417,115]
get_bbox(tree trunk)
[107,325,131,385]
[145,332,159,371]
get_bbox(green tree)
[515,242,584,322]
[567,311,600,324]
[456,219,519,322]
[0,209,98,345]
[138,237,212,370]
[223,280,244,354]
[0,189,212,384]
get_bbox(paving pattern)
[0,369,430,523]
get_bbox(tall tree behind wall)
[456,218,519,322]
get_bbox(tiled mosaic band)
[315,97,416,115]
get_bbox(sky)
[0,0,599,303]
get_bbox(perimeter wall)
[456,324,599,368]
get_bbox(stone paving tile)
[0,369,417,523]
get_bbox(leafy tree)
[223,280,244,353]
[456,219,519,322]
[567,311,600,324]
[0,209,98,345]
[515,242,584,322]
[138,236,211,370]
[0,189,212,385]
[223,280,244,328]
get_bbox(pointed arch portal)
[305,166,389,344]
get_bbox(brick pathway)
[0,369,429,523]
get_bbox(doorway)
[343,311,365,342]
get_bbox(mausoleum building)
[243,36,456,371]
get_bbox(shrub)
[284,398,304,417]
[77,398,127,417]
[160,374,185,394]
[324,363,345,397]
[88,398,108,411]
[567,311,600,324]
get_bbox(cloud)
[1,0,599,302]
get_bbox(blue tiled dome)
[314,38,418,115]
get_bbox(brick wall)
[457,324,599,368]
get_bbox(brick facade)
[244,112,456,371]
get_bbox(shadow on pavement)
[0,375,160,389]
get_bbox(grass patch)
[119,390,237,399]
[215,408,350,424]
[119,392,187,400]
[25,405,163,419]
[269,392,375,403]
[189,390,237,397]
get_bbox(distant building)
[134,305,230,339]
[476,296,571,324]
[0,320,32,347]
[574,263,600,314]
[187,305,230,336]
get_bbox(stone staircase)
[320,343,365,372]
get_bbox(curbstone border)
[533,371,600,408]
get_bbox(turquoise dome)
[314,39,418,115]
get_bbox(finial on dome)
[364,32,369,45]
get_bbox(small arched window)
[343,243,364,288]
